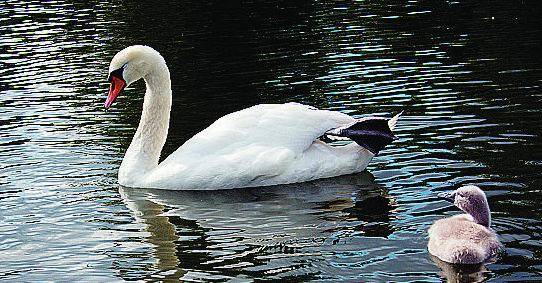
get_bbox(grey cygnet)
[428,185,502,264]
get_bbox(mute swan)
[428,186,502,264]
[105,45,401,190]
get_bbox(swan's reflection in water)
[118,172,397,280]
[430,255,491,283]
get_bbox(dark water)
[1,0,541,281]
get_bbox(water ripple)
[1,0,541,281]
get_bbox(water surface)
[1,0,541,281]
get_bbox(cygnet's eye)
[455,193,472,204]
[455,193,469,203]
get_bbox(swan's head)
[105,45,166,108]
[438,185,491,227]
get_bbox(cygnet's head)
[105,45,166,108]
[438,185,491,227]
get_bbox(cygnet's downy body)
[428,185,502,264]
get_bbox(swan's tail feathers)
[324,113,401,155]
[388,111,403,131]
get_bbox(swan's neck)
[474,209,491,227]
[119,64,172,185]
[468,204,491,227]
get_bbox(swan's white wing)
[172,103,354,156]
[154,103,355,188]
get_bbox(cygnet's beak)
[437,191,455,203]
[105,75,126,109]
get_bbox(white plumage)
[106,46,400,190]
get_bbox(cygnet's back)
[428,186,502,264]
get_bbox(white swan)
[105,45,401,190]
[428,186,503,264]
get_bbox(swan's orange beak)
[105,76,126,109]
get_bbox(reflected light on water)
[0,0,541,281]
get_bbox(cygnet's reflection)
[119,172,396,279]
[430,255,491,283]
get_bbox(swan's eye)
[108,66,125,82]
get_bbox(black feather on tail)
[324,115,399,155]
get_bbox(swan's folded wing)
[173,103,355,156]
[156,103,355,188]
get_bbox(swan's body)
[106,45,400,190]
[428,186,502,264]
